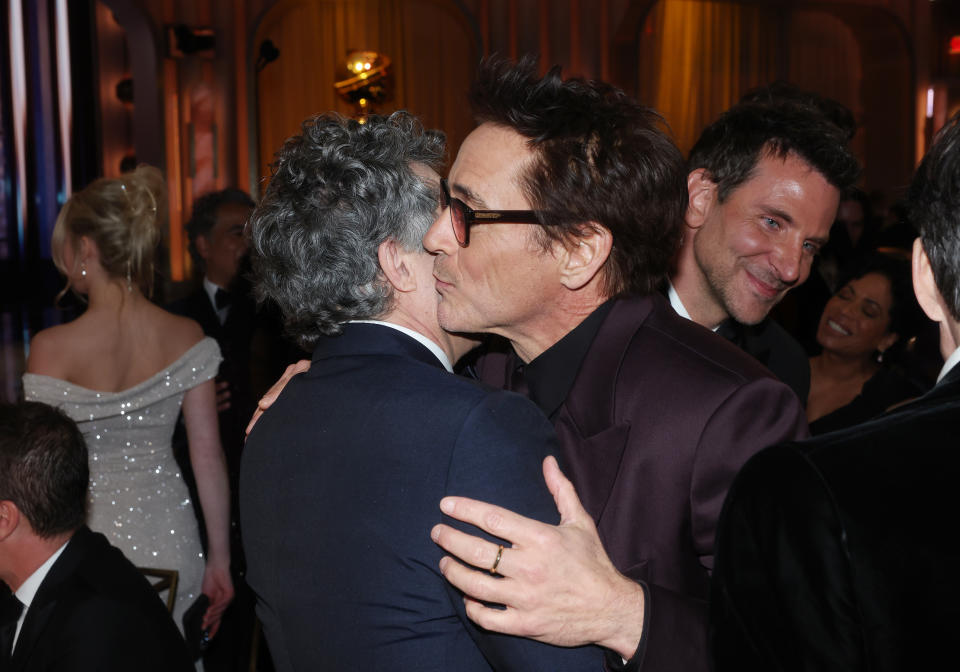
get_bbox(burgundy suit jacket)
[479,294,808,672]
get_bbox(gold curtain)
[637,0,780,154]
[254,0,479,186]
[788,10,863,160]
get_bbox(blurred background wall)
[3,0,959,400]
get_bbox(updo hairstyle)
[52,165,166,297]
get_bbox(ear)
[378,238,417,293]
[557,224,613,291]
[912,238,947,324]
[878,331,899,356]
[685,169,717,231]
[0,500,21,542]
[78,235,95,264]
[194,233,212,261]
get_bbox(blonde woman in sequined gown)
[22,166,234,638]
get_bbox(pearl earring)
[81,263,87,277]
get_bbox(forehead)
[726,152,840,237]
[213,202,252,230]
[448,123,534,208]
[848,272,893,304]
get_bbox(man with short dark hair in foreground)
[0,401,192,671]
[710,112,960,672]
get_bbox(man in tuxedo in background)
[711,112,960,672]
[667,90,860,402]
[426,58,807,672]
[172,188,258,451]
[169,188,283,671]
[0,401,192,671]
[241,111,598,671]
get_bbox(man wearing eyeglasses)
[425,58,808,672]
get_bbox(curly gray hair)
[249,111,446,349]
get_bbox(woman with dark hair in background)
[806,251,927,434]
[22,166,234,640]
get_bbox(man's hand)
[245,359,311,437]
[215,380,232,413]
[431,456,645,659]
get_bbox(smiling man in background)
[668,93,860,401]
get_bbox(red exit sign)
[951,36,960,55]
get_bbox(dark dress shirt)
[476,294,809,672]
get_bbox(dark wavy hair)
[469,56,687,297]
[0,401,88,538]
[836,252,923,354]
[249,111,445,349]
[908,111,960,322]
[185,188,255,270]
[688,90,860,204]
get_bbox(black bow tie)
[214,288,232,311]
[716,319,744,345]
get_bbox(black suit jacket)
[241,323,601,671]
[168,287,258,450]
[711,364,960,671]
[4,526,192,672]
[478,295,809,672]
[716,317,811,403]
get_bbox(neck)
[1,529,73,592]
[85,276,144,312]
[671,237,728,329]
[205,270,234,289]
[811,349,879,381]
[505,288,607,363]
[940,319,960,362]
[382,302,469,367]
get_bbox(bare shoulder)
[152,304,207,355]
[26,323,74,375]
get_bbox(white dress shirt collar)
[666,281,692,321]
[203,276,230,325]
[937,345,960,384]
[667,281,721,332]
[350,320,454,372]
[12,540,69,649]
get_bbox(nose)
[771,241,804,287]
[423,208,457,255]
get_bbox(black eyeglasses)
[439,178,541,247]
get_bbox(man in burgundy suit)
[425,58,813,671]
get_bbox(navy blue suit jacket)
[241,323,600,671]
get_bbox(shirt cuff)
[603,580,649,672]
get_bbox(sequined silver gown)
[23,337,222,629]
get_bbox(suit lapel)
[553,296,656,523]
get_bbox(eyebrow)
[843,285,887,314]
[765,206,830,246]
[451,181,490,209]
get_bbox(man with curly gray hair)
[239,111,599,671]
